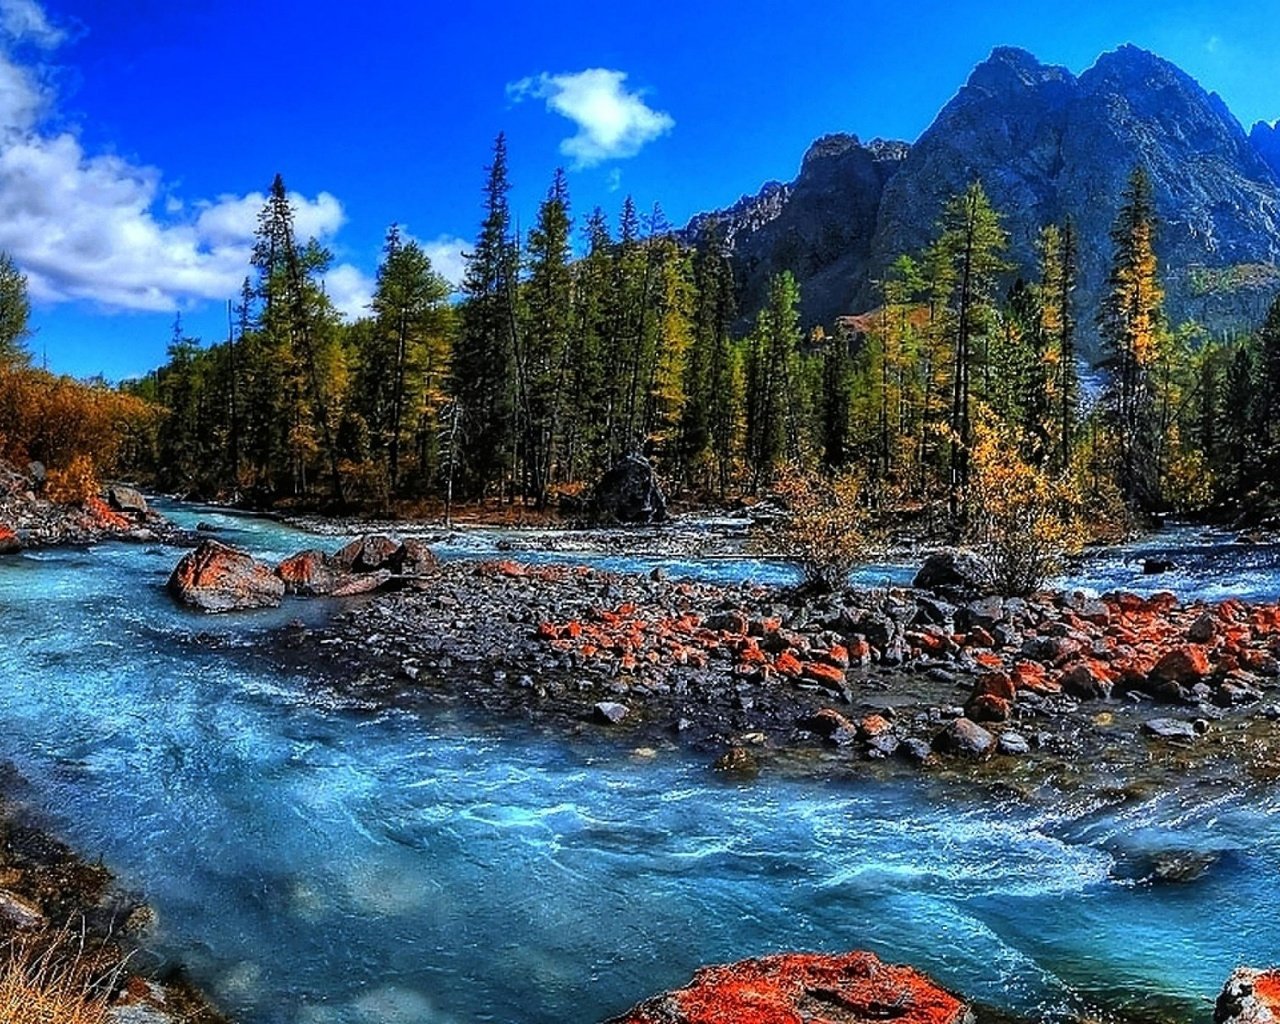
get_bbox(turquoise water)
[0,510,1278,1022]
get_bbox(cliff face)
[1253,120,1280,178]
[684,133,907,332]
[692,46,1280,353]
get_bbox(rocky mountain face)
[684,134,907,331]
[1254,120,1280,177]
[693,45,1280,353]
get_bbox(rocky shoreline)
[0,765,227,1023]
[0,460,193,551]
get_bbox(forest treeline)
[6,133,1280,536]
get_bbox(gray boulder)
[107,483,149,518]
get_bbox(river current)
[1,507,1278,1023]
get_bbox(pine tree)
[1100,166,1165,512]
[937,181,1008,519]
[521,169,574,507]
[453,134,519,500]
[0,253,30,368]
[745,271,803,488]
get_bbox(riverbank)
[0,461,192,551]
[0,765,227,1023]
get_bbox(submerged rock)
[932,718,995,759]
[604,950,972,1024]
[167,540,285,612]
[1216,967,1280,1023]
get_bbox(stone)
[605,950,971,1024]
[1151,645,1211,686]
[998,732,1031,755]
[932,717,996,759]
[275,549,338,596]
[167,540,285,612]
[712,747,758,775]
[330,570,394,597]
[107,483,149,518]
[587,454,667,525]
[1188,611,1218,643]
[594,701,630,725]
[897,738,935,764]
[1142,717,1198,741]
[0,524,19,555]
[912,549,989,600]
[0,889,46,930]
[1059,661,1113,700]
[799,708,858,746]
[335,534,402,573]
[1215,967,1280,1024]
[394,537,439,576]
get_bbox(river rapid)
[1,507,1278,1023]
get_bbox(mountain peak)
[967,45,1070,92]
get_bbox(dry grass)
[0,940,111,1024]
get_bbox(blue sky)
[5,0,1279,379]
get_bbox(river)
[1,507,1278,1023]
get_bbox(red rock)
[847,638,872,665]
[972,671,1015,702]
[608,950,970,1024]
[973,651,1003,669]
[965,693,1012,723]
[275,549,337,595]
[966,626,995,648]
[1059,661,1113,700]
[822,644,851,669]
[774,652,803,679]
[167,540,285,613]
[335,533,401,572]
[801,660,847,689]
[859,714,893,738]
[0,523,19,554]
[1010,660,1056,695]
[1216,967,1280,1023]
[1151,645,1211,685]
[800,708,858,744]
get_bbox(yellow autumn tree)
[966,411,1082,596]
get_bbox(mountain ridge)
[689,45,1280,350]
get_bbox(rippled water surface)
[0,508,1278,1023]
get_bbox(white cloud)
[418,235,468,291]
[0,0,63,49]
[324,263,374,321]
[508,68,673,168]
[0,2,351,313]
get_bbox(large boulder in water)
[913,549,990,600]
[276,549,339,596]
[168,540,285,612]
[588,455,667,525]
[1216,968,1280,1023]
[605,950,971,1024]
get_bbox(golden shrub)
[757,463,873,592]
[45,455,101,505]
[966,416,1082,596]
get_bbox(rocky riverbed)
[256,535,1280,796]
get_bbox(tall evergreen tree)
[0,253,30,368]
[937,181,1008,519]
[1100,166,1164,512]
[453,134,519,500]
[745,271,803,487]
